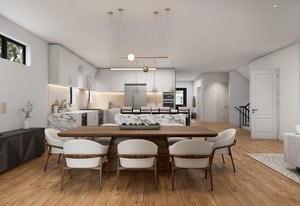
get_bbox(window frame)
[0,34,26,65]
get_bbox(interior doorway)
[197,87,201,119]
[217,83,229,123]
[175,88,187,109]
[250,69,278,139]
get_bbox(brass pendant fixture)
[143,66,149,72]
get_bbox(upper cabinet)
[48,44,97,89]
[95,68,175,92]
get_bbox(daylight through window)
[0,34,26,65]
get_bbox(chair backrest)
[295,124,300,135]
[63,139,108,168]
[213,129,236,151]
[206,128,236,142]
[169,140,213,168]
[45,128,65,153]
[117,139,158,168]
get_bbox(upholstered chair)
[116,139,158,190]
[169,140,214,191]
[284,125,300,169]
[206,128,237,172]
[61,139,108,190]
[44,128,74,172]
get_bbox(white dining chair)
[117,139,158,190]
[206,128,237,172]
[44,128,74,172]
[169,140,214,191]
[61,139,108,190]
[295,124,300,135]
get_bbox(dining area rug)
[246,153,300,184]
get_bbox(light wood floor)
[1,122,300,206]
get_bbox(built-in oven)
[163,92,175,108]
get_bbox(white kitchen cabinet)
[95,68,175,92]
[86,75,95,89]
[49,44,78,87]
[49,44,97,89]
[154,69,175,92]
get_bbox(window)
[0,34,26,65]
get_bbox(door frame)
[250,68,280,139]
[175,88,187,109]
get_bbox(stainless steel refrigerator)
[124,83,146,109]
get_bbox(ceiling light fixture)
[273,4,278,8]
[110,67,156,71]
[108,11,113,68]
[127,53,135,61]
[120,9,169,61]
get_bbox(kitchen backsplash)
[48,84,163,112]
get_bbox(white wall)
[0,15,48,132]
[176,81,194,109]
[198,72,229,123]
[248,43,300,140]
[228,70,249,126]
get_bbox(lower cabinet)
[0,128,45,173]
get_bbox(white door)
[250,70,278,139]
[197,87,202,119]
[217,83,229,123]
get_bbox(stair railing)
[235,103,249,128]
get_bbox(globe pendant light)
[128,53,135,61]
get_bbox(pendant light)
[108,11,113,68]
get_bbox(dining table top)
[57,126,218,138]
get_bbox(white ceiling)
[1,0,300,80]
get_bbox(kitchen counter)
[47,110,100,130]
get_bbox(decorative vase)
[23,118,30,129]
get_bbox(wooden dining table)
[58,126,218,171]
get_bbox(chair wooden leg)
[167,158,170,179]
[44,149,51,172]
[221,154,225,163]
[116,164,120,191]
[155,159,158,191]
[61,167,65,191]
[209,169,213,191]
[58,154,61,164]
[99,167,103,190]
[171,165,175,191]
[69,169,72,179]
[205,170,208,179]
[107,160,110,179]
[229,148,236,173]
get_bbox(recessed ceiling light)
[273,4,278,8]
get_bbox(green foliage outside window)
[7,41,23,64]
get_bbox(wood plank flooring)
[0,122,300,206]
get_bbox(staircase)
[235,103,250,129]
